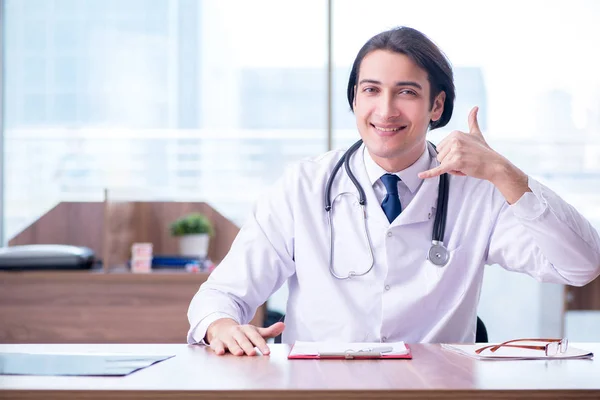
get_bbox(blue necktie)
[381,174,402,223]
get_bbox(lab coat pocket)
[421,244,470,312]
[329,194,373,279]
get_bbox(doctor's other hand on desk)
[187,26,600,356]
[205,318,285,356]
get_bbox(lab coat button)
[387,232,393,237]
[382,337,387,342]
[385,285,391,291]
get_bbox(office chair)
[265,310,285,344]
[265,311,489,344]
[476,316,488,343]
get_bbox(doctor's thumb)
[257,322,286,338]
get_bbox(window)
[3,0,327,238]
[2,0,599,341]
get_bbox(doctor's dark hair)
[346,26,455,130]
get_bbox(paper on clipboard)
[288,341,412,360]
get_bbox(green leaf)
[170,212,214,237]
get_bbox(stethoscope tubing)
[324,139,450,277]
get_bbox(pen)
[360,346,393,353]
[318,346,395,358]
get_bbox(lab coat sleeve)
[486,176,600,286]
[186,165,298,344]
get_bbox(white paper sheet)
[289,341,408,356]
[441,343,593,360]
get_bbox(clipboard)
[287,341,412,360]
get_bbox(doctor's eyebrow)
[358,79,423,90]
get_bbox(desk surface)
[0,343,598,399]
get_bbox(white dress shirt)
[364,144,430,210]
[187,142,600,345]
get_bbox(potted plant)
[170,212,214,258]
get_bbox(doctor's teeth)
[377,127,401,132]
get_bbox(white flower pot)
[178,234,210,258]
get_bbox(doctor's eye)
[398,89,417,96]
[362,87,379,94]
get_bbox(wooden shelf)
[0,269,212,283]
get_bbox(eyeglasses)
[475,338,569,357]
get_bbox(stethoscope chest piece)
[428,241,449,267]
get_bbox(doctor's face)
[354,50,445,172]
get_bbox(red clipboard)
[288,344,412,360]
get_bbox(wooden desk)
[0,343,598,399]
[0,271,264,344]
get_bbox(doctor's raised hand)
[418,106,531,204]
[205,318,285,356]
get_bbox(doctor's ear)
[353,85,357,108]
[430,91,446,122]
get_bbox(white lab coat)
[187,143,600,344]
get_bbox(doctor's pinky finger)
[419,165,446,179]
[210,339,226,356]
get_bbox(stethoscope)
[324,139,450,279]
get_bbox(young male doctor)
[187,26,600,356]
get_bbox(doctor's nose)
[375,95,401,120]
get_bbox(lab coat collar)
[363,145,430,194]
[343,142,441,227]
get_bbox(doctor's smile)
[370,124,407,135]
[187,26,600,357]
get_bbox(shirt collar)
[363,144,431,193]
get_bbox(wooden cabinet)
[0,270,264,343]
